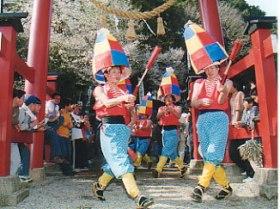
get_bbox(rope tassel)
[157,16,165,36]
[100,15,108,28]
[125,20,137,41]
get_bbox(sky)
[245,0,278,16]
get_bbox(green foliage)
[220,0,265,20]
[129,0,190,50]
[7,0,271,107]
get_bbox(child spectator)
[56,98,73,163]
[230,97,259,182]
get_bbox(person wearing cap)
[190,64,233,202]
[131,94,153,169]
[153,67,187,178]
[19,95,44,131]
[17,95,44,182]
[91,28,154,208]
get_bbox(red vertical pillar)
[198,0,224,46]
[0,27,17,176]
[191,108,200,160]
[251,29,277,168]
[25,0,53,169]
[198,0,232,163]
[189,82,200,160]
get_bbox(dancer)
[131,93,153,169]
[153,67,187,178]
[184,21,233,202]
[92,28,154,208]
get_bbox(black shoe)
[152,170,160,178]
[92,182,105,201]
[147,162,153,170]
[180,166,187,178]
[215,185,233,200]
[191,185,205,203]
[135,195,154,209]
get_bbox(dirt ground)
[3,167,278,209]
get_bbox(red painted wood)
[251,29,277,168]
[263,35,274,58]
[229,125,260,140]
[0,27,17,176]
[188,82,201,160]
[198,0,225,46]
[14,54,35,83]
[227,51,254,79]
[25,0,53,169]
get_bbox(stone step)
[0,188,29,207]
[0,176,22,194]
[44,163,63,176]
[259,184,278,200]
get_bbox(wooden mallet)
[221,39,243,84]
[133,46,162,96]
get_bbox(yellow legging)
[156,156,184,173]
[198,162,229,188]
[98,172,140,199]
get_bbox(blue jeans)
[58,136,71,161]
[18,143,30,176]
[45,127,62,158]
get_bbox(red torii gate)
[0,1,52,177]
[0,0,277,191]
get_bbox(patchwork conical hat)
[117,78,132,94]
[137,92,153,116]
[92,28,131,84]
[157,67,181,102]
[183,21,228,74]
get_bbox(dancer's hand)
[122,94,136,103]
[124,102,135,109]
[217,83,227,93]
[200,98,213,107]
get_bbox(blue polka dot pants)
[197,111,229,165]
[100,124,134,178]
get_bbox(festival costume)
[184,21,232,202]
[154,67,186,178]
[92,28,153,208]
[132,93,153,167]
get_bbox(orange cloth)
[57,109,73,138]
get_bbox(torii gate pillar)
[24,0,52,180]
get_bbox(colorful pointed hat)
[92,28,131,84]
[137,92,153,116]
[183,20,228,74]
[117,78,132,94]
[157,67,181,102]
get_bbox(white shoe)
[242,177,254,183]
[19,175,32,183]
[241,171,246,176]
